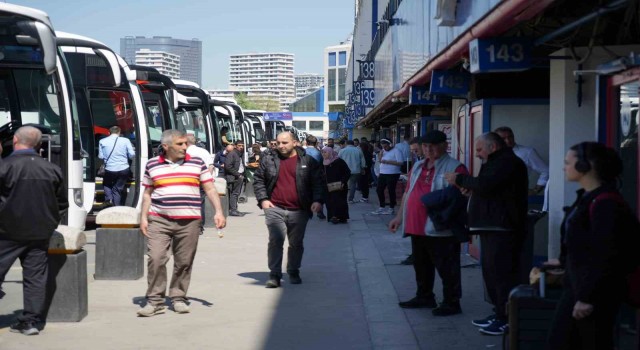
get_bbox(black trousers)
[359,168,371,199]
[411,235,462,303]
[103,168,130,206]
[227,177,243,211]
[478,231,522,320]
[547,278,622,350]
[376,173,400,208]
[0,239,49,324]
[264,207,309,279]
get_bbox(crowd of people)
[1,125,638,350]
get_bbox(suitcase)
[505,268,561,350]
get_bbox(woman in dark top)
[547,141,636,350]
[322,146,350,224]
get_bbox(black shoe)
[398,297,437,309]
[432,302,462,316]
[229,210,244,217]
[471,314,496,327]
[265,278,281,288]
[10,322,39,335]
[289,273,302,285]
[400,254,414,265]
[317,213,326,220]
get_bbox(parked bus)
[56,32,149,212]
[172,80,215,154]
[0,4,87,229]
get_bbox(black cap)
[421,130,447,144]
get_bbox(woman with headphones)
[547,141,638,349]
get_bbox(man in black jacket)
[445,132,528,336]
[0,126,69,335]
[253,131,324,288]
[224,140,245,217]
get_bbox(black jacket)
[253,148,324,212]
[455,147,528,232]
[0,150,69,241]
[224,149,244,182]
[421,185,469,242]
[559,185,640,303]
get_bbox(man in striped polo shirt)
[137,130,226,317]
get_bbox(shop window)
[292,120,306,130]
[309,121,324,131]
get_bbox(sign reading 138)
[360,61,375,80]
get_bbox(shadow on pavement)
[238,272,270,286]
[0,310,21,329]
[131,296,214,308]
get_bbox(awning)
[357,0,556,127]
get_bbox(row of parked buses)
[0,3,299,229]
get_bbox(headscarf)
[322,146,338,166]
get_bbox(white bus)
[0,4,86,229]
[56,32,149,212]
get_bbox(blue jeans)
[103,169,130,206]
[348,174,361,201]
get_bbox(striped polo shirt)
[143,154,214,219]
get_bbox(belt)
[276,206,301,212]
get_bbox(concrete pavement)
[0,194,504,350]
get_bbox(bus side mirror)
[33,22,57,75]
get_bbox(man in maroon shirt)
[253,132,324,288]
[389,131,469,316]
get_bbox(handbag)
[327,181,343,192]
[97,137,118,177]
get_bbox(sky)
[9,0,355,89]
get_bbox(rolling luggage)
[505,267,561,350]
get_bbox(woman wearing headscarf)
[322,146,350,224]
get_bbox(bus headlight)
[73,188,84,207]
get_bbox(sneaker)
[10,322,39,335]
[173,301,190,314]
[136,304,167,317]
[400,254,414,265]
[359,198,369,203]
[383,208,395,215]
[398,296,437,309]
[348,200,357,204]
[289,273,302,285]
[479,319,508,336]
[432,302,462,316]
[471,314,496,327]
[265,277,281,288]
[370,208,387,215]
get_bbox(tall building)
[120,36,202,85]
[324,40,351,113]
[229,53,295,111]
[295,73,324,100]
[135,49,180,79]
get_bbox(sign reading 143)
[469,38,532,73]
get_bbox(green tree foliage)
[235,93,281,111]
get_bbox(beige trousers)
[145,215,201,305]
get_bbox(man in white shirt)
[186,134,215,233]
[494,127,549,195]
[394,136,412,173]
[371,139,404,215]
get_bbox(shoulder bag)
[97,137,118,177]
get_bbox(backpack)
[589,192,640,308]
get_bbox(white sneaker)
[383,208,395,215]
[370,208,387,215]
[348,200,357,204]
[359,198,369,203]
[173,301,190,314]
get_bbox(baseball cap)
[420,130,447,144]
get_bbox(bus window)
[14,69,62,132]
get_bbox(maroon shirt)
[270,155,300,209]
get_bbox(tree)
[235,93,260,110]
[234,92,281,111]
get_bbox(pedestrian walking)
[137,130,226,317]
[371,139,404,215]
[253,131,324,288]
[322,146,350,224]
[224,140,246,217]
[546,142,639,350]
[338,140,366,204]
[444,132,528,336]
[99,126,135,206]
[389,131,468,316]
[0,126,69,335]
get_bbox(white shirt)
[379,147,403,174]
[395,141,411,162]
[512,144,549,187]
[186,145,214,168]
